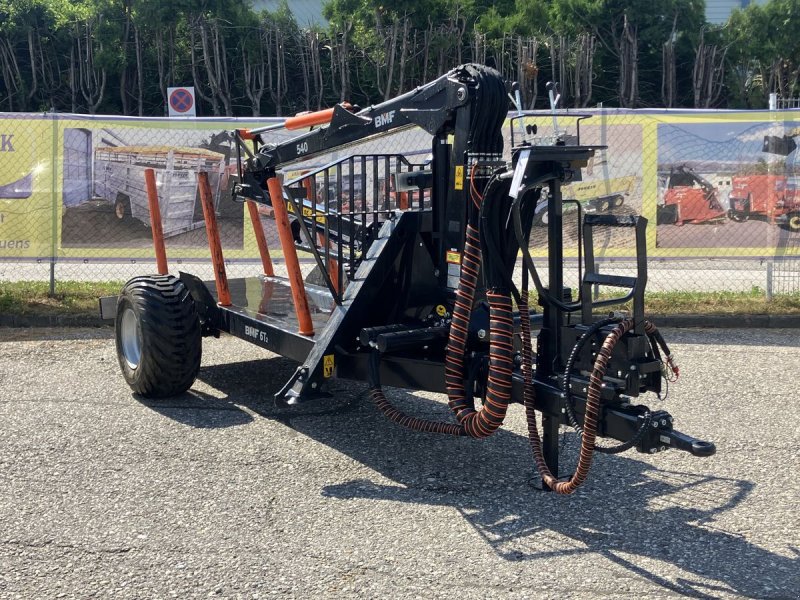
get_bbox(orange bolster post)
[144,168,168,276]
[198,172,232,307]
[266,176,314,336]
[246,200,274,277]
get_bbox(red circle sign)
[169,88,194,113]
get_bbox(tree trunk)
[661,15,677,108]
[190,23,218,115]
[383,19,399,101]
[134,25,144,116]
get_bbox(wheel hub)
[120,307,142,369]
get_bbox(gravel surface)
[0,327,798,599]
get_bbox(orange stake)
[198,172,232,307]
[246,200,274,276]
[398,191,409,210]
[266,176,314,336]
[144,168,168,275]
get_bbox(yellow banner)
[0,110,798,263]
[0,115,55,258]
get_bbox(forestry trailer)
[102,64,715,494]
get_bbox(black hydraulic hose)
[367,352,467,436]
[521,303,637,494]
[369,65,514,440]
[511,180,552,302]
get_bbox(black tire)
[115,274,201,398]
[115,193,132,221]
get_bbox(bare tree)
[264,18,288,115]
[200,17,233,116]
[242,27,267,116]
[662,15,678,108]
[618,14,638,107]
[189,23,219,115]
[692,27,726,108]
[573,33,595,107]
[516,37,539,109]
[154,26,176,115]
[0,36,22,111]
[73,19,106,113]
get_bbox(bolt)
[661,419,667,427]
[617,370,623,377]
[457,87,467,101]
[652,421,659,428]
[311,382,317,389]
[649,448,657,454]
[630,365,637,371]
[660,446,667,452]
[477,329,487,339]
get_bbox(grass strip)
[1,281,800,319]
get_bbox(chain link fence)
[1,108,799,298]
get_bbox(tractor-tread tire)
[115,274,201,398]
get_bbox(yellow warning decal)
[323,354,335,378]
[446,250,461,264]
[454,165,464,190]
[435,304,447,317]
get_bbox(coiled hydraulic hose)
[368,353,467,436]
[520,292,636,494]
[560,318,677,454]
[366,64,515,439]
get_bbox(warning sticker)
[435,304,447,317]
[454,165,464,190]
[323,354,335,378]
[446,250,461,264]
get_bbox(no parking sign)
[167,87,196,117]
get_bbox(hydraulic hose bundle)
[366,64,680,495]
[368,64,513,439]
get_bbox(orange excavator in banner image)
[658,165,726,225]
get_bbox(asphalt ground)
[0,327,798,599]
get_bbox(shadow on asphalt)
[138,356,800,599]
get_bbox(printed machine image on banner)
[516,118,644,256]
[656,119,800,252]
[60,124,244,255]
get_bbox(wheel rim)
[120,307,142,369]
[115,202,125,219]
[790,216,800,230]
[541,211,549,225]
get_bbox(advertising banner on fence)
[0,110,798,266]
[0,115,54,258]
